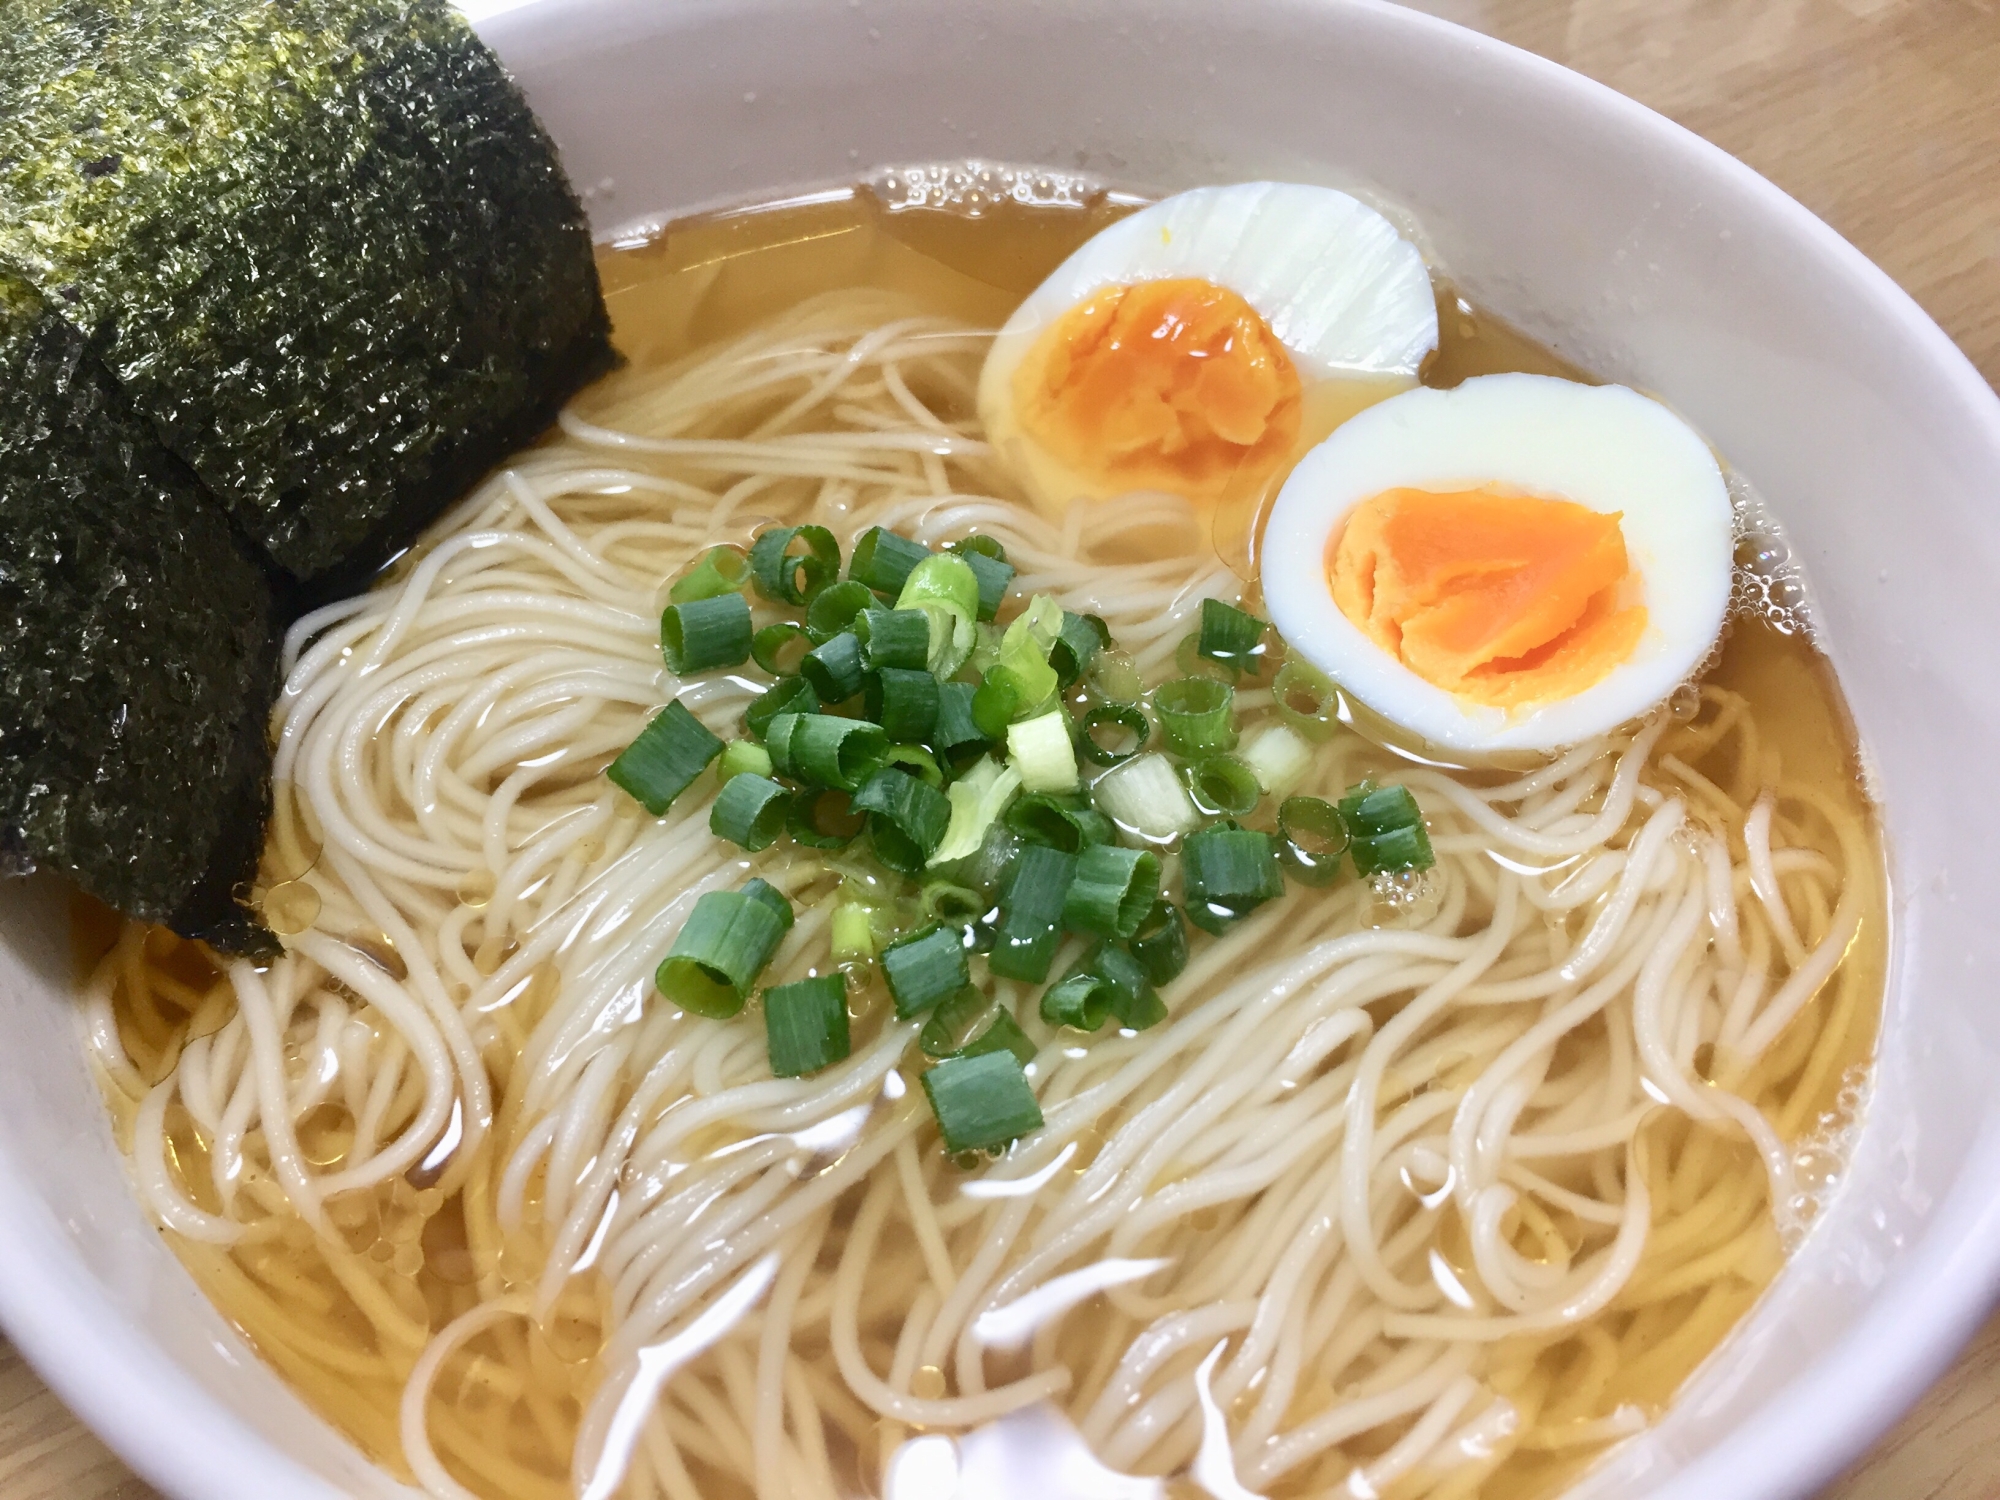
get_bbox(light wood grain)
[4,1,1997,1495]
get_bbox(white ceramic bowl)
[5,2,2000,1497]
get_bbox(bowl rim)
[6,2,2000,1497]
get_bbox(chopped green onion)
[1196,597,1269,671]
[922,1050,1043,1154]
[854,768,952,873]
[751,621,812,677]
[1062,844,1160,939]
[607,700,723,816]
[930,756,1023,867]
[1077,703,1151,766]
[765,712,888,790]
[669,545,751,604]
[661,591,753,675]
[805,580,878,643]
[1339,782,1436,876]
[1241,724,1315,800]
[749,524,840,605]
[719,740,773,781]
[920,984,997,1057]
[788,787,865,849]
[1042,942,1162,1032]
[1273,659,1340,743]
[1007,709,1079,794]
[931,681,989,760]
[655,879,793,1018]
[1087,646,1144,703]
[849,527,931,596]
[882,923,972,1018]
[988,844,1076,983]
[896,552,981,626]
[1181,825,1284,933]
[1278,795,1348,887]
[885,743,945,787]
[865,667,940,744]
[1128,900,1189,985]
[1175,631,1236,682]
[831,902,876,962]
[971,668,1030,740]
[1048,612,1110,689]
[764,973,851,1077]
[921,880,989,925]
[1152,677,1238,757]
[744,675,819,740]
[1090,753,1201,842]
[1005,793,1113,854]
[855,608,933,671]
[800,631,868,704]
[955,548,1016,621]
[987,595,1063,713]
[1183,754,1262,817]
[946,533,1008,563]
[961,1010,1039,1067]
[710,772,791,851]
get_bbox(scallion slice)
[1049,612,1110,689]
[921,880,989,926]
[971,668,1030,740]
[1077,703,1151,767]
[961,1010,1039,1067]
[1182,753,1262,817]
[1241,723,1314,800]
[1339,782,1436,875]
[751,621,812,677]
[885,743,945,787]
[800,631,868,704]
[1273,659,1340,743]
[710,772,791,852]
[1278,795,1349,887]
[1062,844,1160,939]
[749,524,840,605]
[1041,942,1162,1033]
[1181,824,1284,933]
[922,1049,1043,1154]
[932,681,989,762]
[744,675,819,740]
[855,608,934,672]
[802,580,875,644]
[882,923,972,1018]
[896,552,981,627]
[1128,900,1189,985]
[947,533,1008,563]
[669,545,751,604]
[854,767,952,873]
[719,740,773,781]
[1196,597,1269,671]
[865,667,941,744]
[1007,709,1079,794]
[765,712,888,790]
[1152,677,1238,758]
[607,700,723,816]
[655,879,793,1018]
[1087,646,1144,704]
[831,902,876,962]
[661,590,754,675]
[953,547,1016,621]
[788,787,865,849]
[1005,793,1113,854]
[764,972,852,1077]
[849,526,931,596]
[930,756,1023,866]
[1090,753,1201,842]
[988,844,1076,983]
[919,984,995,1057]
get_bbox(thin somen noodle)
[85,283,1878,1500]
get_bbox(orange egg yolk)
[1329,487,1648,709]
[1012,278,1303,504]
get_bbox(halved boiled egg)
[978,182,1439,556]
[1262,373,1734,755]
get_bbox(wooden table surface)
[4,1,1998,1497]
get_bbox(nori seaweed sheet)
[0,0,614,584]
[0,275,277,953]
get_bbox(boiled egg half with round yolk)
[978,182,1439,550]
[1262,373,1734,755]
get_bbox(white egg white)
[978,182,1440,518]
[1262,373,1735,755]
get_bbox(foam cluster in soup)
[82,166,1885,1500]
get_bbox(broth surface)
[84,176,1884,1500]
